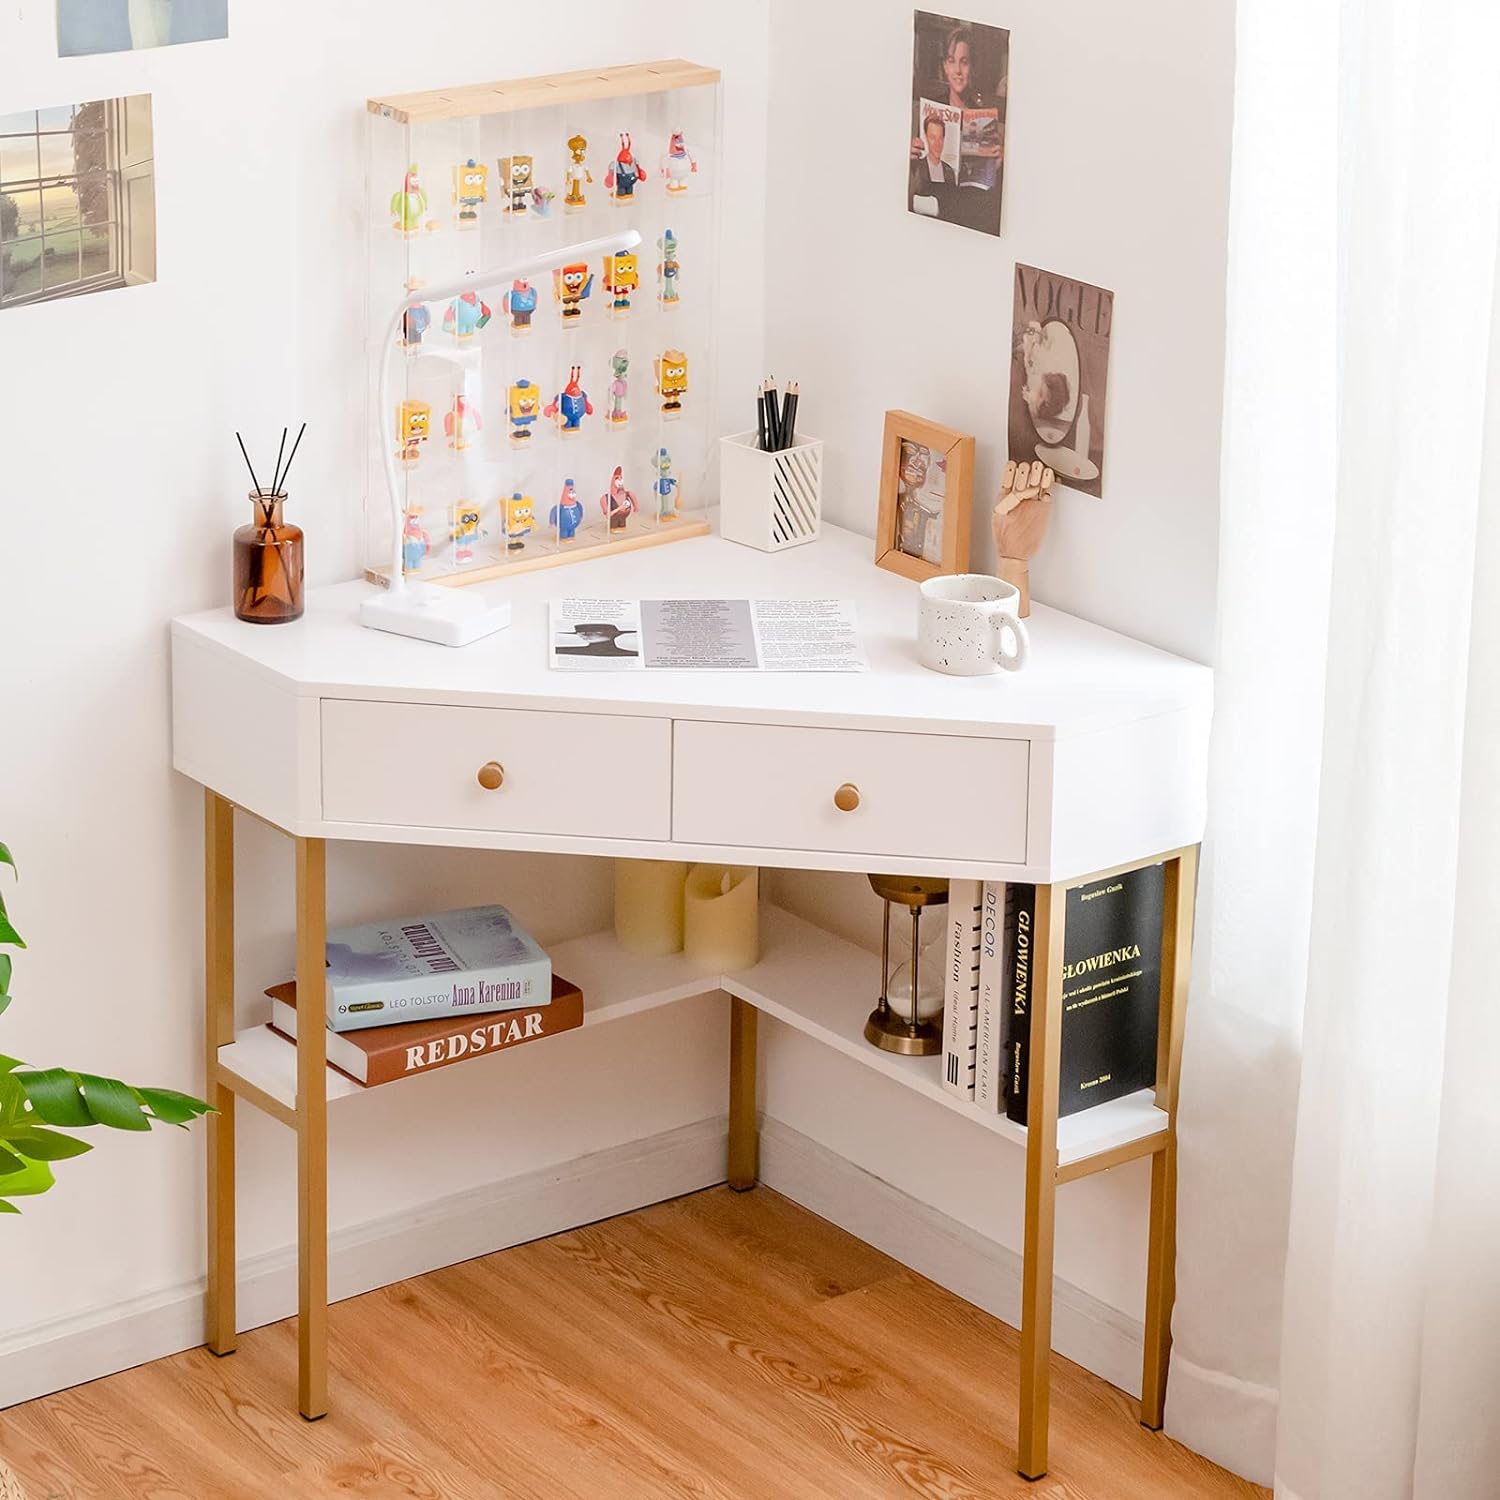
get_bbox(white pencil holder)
[718,431,823,552]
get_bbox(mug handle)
[990,609,1029,673]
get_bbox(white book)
[941,879,982,1099]
[974,881,1008,1113]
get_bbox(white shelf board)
[217,924,723,1110]
[217,906,1168,1171]
[723,907,1168,1170]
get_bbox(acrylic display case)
[364,61,721,587]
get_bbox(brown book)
[266,974,583,1087]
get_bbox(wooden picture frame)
[875,410,975,582]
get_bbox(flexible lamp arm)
[378,228,643,593]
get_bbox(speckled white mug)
[917,574,1029,676]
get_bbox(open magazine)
[549,598,868,673]
[919,97,1001,192]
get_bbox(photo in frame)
[1008,263,1114,498]
[57,0,228,56]
[908,11,1009,238]
[875,410,975,582]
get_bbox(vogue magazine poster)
[1008,264,1114,498]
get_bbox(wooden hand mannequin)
[991,459,1055,617]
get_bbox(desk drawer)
[673,720,1028,863]
[322,700,672,840]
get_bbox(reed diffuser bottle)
[233,492,304,623]
[232,424,307,624]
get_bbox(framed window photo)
[875,410,974,582]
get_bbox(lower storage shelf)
[216,905,1167,1170]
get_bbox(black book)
[1005,864,1164,1125]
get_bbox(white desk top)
[172,524,1210,742]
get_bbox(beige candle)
[683,865,759,971]
[613,859,689,956]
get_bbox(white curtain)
[1168,0,1500,1493]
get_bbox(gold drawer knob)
[476,761,505,791]
[833,783,861,813]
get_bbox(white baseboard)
[759,1117,1146,1397]
[1,1113,1144,1413]
[0,1116,728,1411]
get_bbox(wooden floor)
[0,1188,1266,1499]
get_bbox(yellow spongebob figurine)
[654,350,688,420]
[563,134,592,212]
[499,155,534,215]
[503,493,535,553]
[507,378,540,446]
[451,158,488,228]
[602,250,640,318]
[396,399,431,464]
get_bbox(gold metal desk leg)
[1141,845,1198,1429]
[727,996,759,1191]
[204,791,237,1356]
[295,837,329,1420]
[1018,880,1066,1481]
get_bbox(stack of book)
[938,866,1165,1122]
[267,904,582,1087]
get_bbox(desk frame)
[201,787,1197,1480]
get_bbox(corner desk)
[170,522,1211,1481]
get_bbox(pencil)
[782,382,799,450]
[756,380,768,449]
[766,379,782,450]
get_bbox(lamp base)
[359,582,512,647]
[863,1004,942,1056]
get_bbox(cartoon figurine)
[563,134,592,212]
[508,379,540,446]
[396,400,431,465]
[660,132,698,194]
[553,261,593,322]
[451,158,488,227]
[607,349,630,426]
[451,502,485,565]
[654,349,688,420]
[499,155,535,215]
[503,493,534,553]
[550,478,584,542]
[602,250,639,317]
[651,448,680,520]
[545,365,594,436]
[991,459,1056,618]
[501,278,538,338]
[600,465,639,531]
[656,228,681,307]
[390,164,433,236]
[443,290,492,341]
[401,505,431,573]
[400,298,431,350]
[445,394,481,451]
[604,133,645,203]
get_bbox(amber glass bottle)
[233,493,304,624]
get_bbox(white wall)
[761,0,1233,1336]
[0,0,768,1355]
[765,0,1232,665]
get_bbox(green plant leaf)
[137,1088,214,1126]
[4,1126,92,1161]
[0,1055,23,1075]
[0,843,14,873]
[0,993,10,1019]
[0,953,11,994]
[15,1070,91,1127]
[0,1145,30,1176]
[0,1199,19,1213]
[77,1074,152,1131]
[0,1154,55,1197]
[0,895,24,949]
